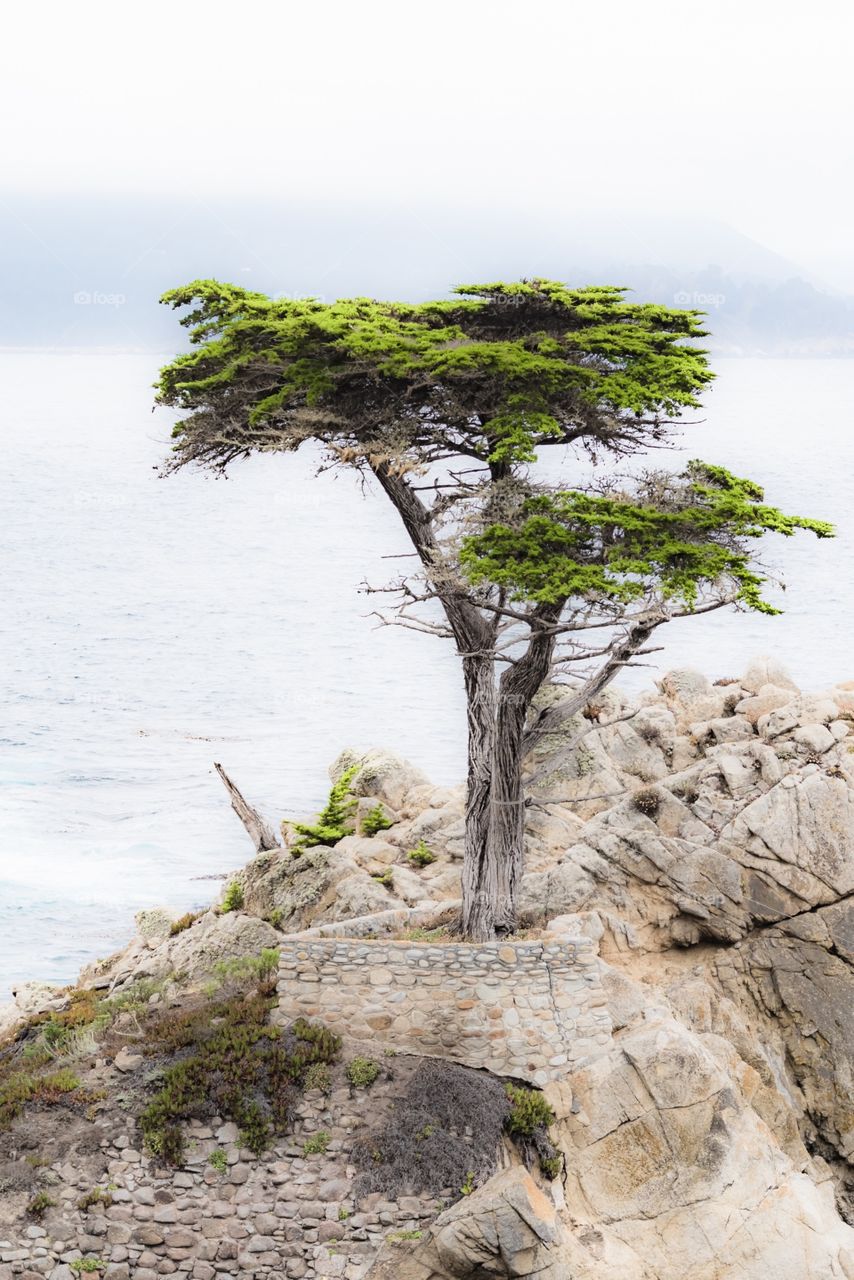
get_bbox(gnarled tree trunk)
[460,604,563,941]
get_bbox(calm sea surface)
[2,353,853,998]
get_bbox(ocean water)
[2,353,853,998]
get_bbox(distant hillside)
[0,198,851,354]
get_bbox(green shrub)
[302,1129,331,1155]
[26,1190,56,1218]
[77,1187,113,1212]
[208,1148,227,1173]
[407,840,436,868]
[347,1056,379,1088]
[212,949,279,991]
[267,908,283,928]
[504,1083,561,1178]
[371,869,394,889]
[220,881,244,913]
[0,1068,80,1131]
[291,765,358,855]
[460,1171,476,1196]
[504,1084,555,1136]
[362,804,393,836]
[69,1263,104,1275]
[138,973,341,1166]
[387,1229,423,1241]
[304,1063,331,1093]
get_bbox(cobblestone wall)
[274,934,611,1085]
[0,1085,454,1280]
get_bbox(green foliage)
[460,1171,476,1196]
[371,868,394,889]
[504,1084,555,1136]
[302,1129,331,1155]
[407,840,436,868]
[208,1148,228,1173]
[304,1062,332,1093]
[291,766,358,855]
[504,1084,561,1179]
[78,1187,113,1212]
[361,804,394,836]
[338,1206,351,1220]
[138,960,340,1166]
[26,1190,56,1218]
[539,1154,563,1180]
[157,279,714,473]
[220,880,244,913]
[267,908,283,928]
[347,1056,379,1088]
[69,1262,104,1275]
[212,948,280,990]
[0,1067,81,1130]
[400,926,451,943]
[460,462,834,614]
[387,1229,424,1241]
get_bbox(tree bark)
[460,604,564,940]
[459,653,499,941]
[214,762,281,853]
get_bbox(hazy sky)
[1,0,852,283]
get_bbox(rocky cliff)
[2,656,854,1279]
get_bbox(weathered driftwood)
[214,762,281,852]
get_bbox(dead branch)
[214,762,281,852]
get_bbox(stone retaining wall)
[0,1086,449,1280]
[274,933,610,1084]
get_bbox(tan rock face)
[367,1168,571,1279]
[555,1007,854,1280]
[44,661,854,1280]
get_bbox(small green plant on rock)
[504,1083,561,1179]
[77,1187,113,1212]
[69,1262,104,1275]
[267,907,283,928]
[387,1229,423,1241]
[460,1171,476,1196]
[504,1084,555,1135]
[362,804,393,836]
[291,765,358,855]
[371,869,394,890]
[220,880,244,913]
[338,1206,351,1220]
[208,1148,228,1174]
[212,948,279,991]
[0,1067,81,1131]
[407,840,436,868]
[26,1190,55,1218]
[302,1129,331,1155]
[539,1154,564,1180]
[304,1062,332,1093]
[347,1056,379,1088]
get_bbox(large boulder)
[554,1012,854,1279]
[366,1168,571,1279]
[330,747,430,813]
